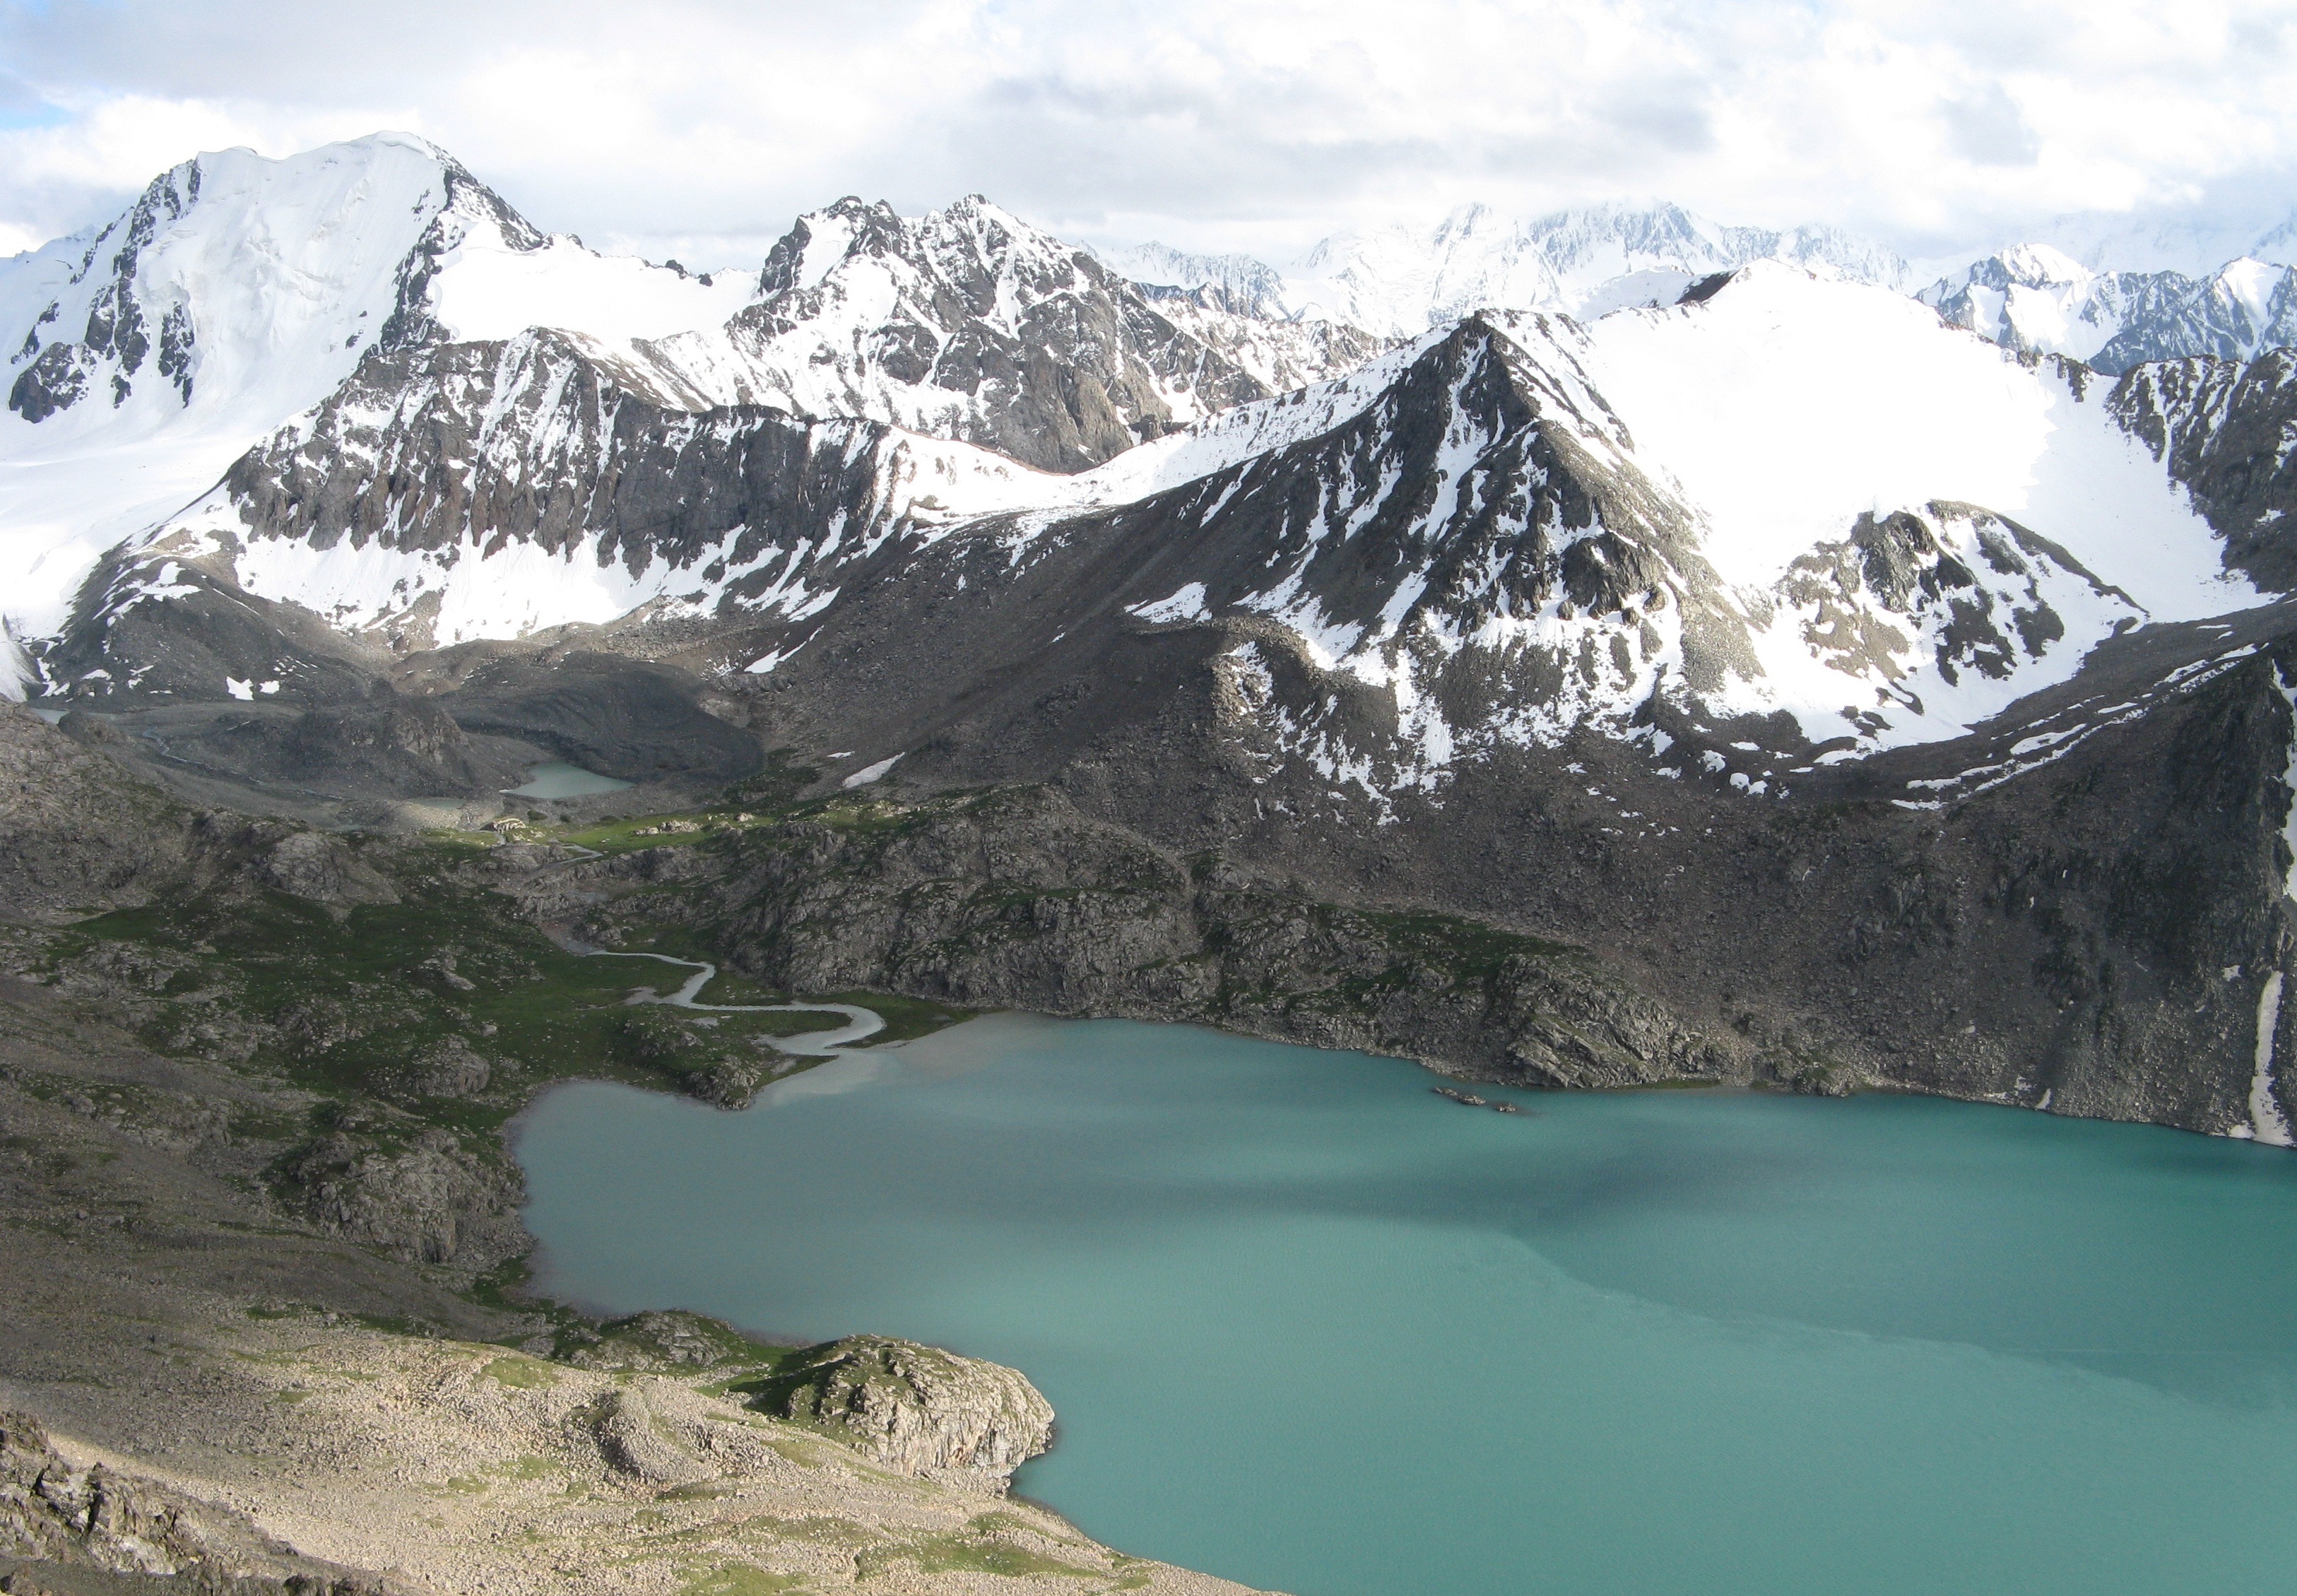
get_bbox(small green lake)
[515,1013,2297,1596]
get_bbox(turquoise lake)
[515,1013,2297,1596]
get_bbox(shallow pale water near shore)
[516,1013,2297,1596]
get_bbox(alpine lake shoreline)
[1,720,2269,1596]
[0,732,1268,1596]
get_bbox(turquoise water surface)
[515,1013,2297,1596]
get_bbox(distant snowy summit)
[1918,242,2297,374]
[1097,201,1912,338]
[1093,198,2297,374]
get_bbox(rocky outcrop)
[257,832,399,911]
[0,708,190,923]
[374,1036,493,1103]
[0,1411,380,1591]
[270,1121,519,1265]
[556,1310,781,1375]
[748,1337,1054,1483]
[0,1410,210,1576]
[589,1387,716,1489]
[610,1009,764,1109]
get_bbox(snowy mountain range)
[1918,244,2297,374]
[7,129,2297,788]
[1099,201,2297,377]
[12,132,2297,1142]
[2012,206,2297,280]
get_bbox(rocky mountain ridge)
[1920,244,2297,374]
[619,194,1381,473]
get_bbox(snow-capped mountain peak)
[1274,200,1910,338]
[0,132,762,644]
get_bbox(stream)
[581,949,886,1057]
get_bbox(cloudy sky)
[2,0,2293,270]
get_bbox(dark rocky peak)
[695,194,1371,473]
[1203,314,1718,643]
[374,141,549,353]
[747,192,1107,341]
[755,196,907,298]
[1025,312,1754,781]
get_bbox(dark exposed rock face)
[1772,503,2099,694]
[0,1409,380,1590]
[36,330,1011,682]
[2092,266,2297,374]
[0,1409,208,1575]
[218,334,917,581]
[7,342,96,422]
[535,787,1732,1090]
[5,161,191,422]
[2111,350,2297,589]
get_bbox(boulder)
[747,1335,1053,1481]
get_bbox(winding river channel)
[516,1011,2297,1596]
[583,949,884,1055]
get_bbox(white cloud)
[1,0,2293,268]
